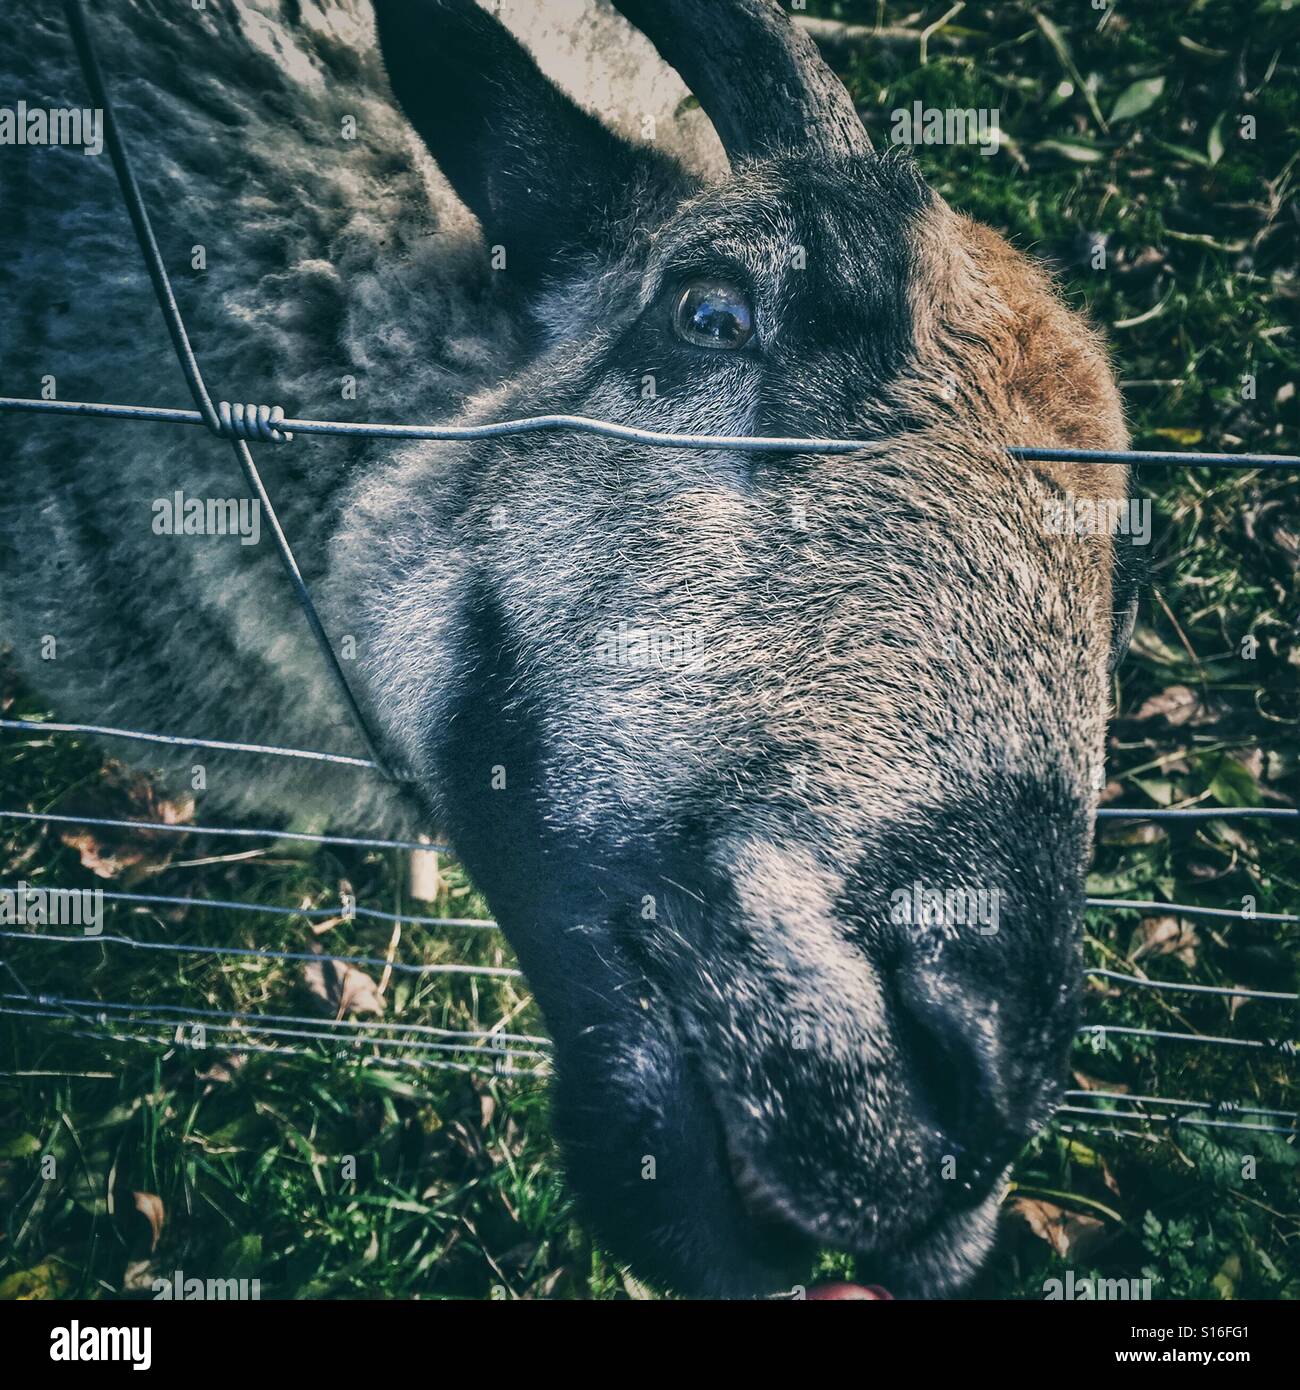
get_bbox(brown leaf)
[57,832,141,881]
[308,916,348,936]
[1100,1158,1122,1198]
[1011,1198,1107,1260]
[1072,1070,1129,1094]
[1097,780,1126,805]
[196,1057,244,1085]
[132,1191,165,1252]
[1131,684,1218,727]
[122,1258,158,1294]
[1099,819,1166,846]
[1127,625,1187,667]
[531,1267,568,1300]
[1212,822,1254,854]
[51,764,194,883]
[303,948,386,1018]
[1130,915,1199,968]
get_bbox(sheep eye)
[673,280,754,350]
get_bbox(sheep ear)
[373,0,657,288]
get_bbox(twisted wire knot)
[216,401,293,443]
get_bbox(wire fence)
[2,721,1294,1130]
[1,0,1295,1143]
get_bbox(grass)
[2,0,1297,1300]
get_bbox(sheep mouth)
[697,1054,996,1300]
[693,1053,896,1292]
[725,1144,893,1301]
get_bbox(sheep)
[0,0,1143,1297]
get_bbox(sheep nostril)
[893,982,1015,1198]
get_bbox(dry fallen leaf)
[1072,1070,1129,1094]
[1131,684,1219,727]
[1011,1197,1107,1260]
[133,1191,165,1252]
[531,1267,568,1300]
[1099,819,1166,846]
[51,764,194,883]
[308,916,349,935]
[196,1058,244,1086]
[1100,1159,1122,1197]
[303,947,386,1018]
[1130,915,1199,969]
[122,1258,158,1294]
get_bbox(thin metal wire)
[0,808,445,854]
[4,912,1286,998]
[0,994,540,1056]
[4,395,1300,470]
[0,955,103,1033]
[0,718,378,770]
[5,728,1295,845]
[1080,1023,1297,1053]
[6,1001,1287,1119]
[1085,967,1297,1002]
[0,954,542,1066]
[99,1013,546,1064]
[1063,1089,1295,1120]
[6,907,1285,1000]
[2,1003,545,1065]
[1055,1121,1161,1143]
[59,0,397,781]
[1095,806,1299,821]
[1086,896,1299,924]
[0,884,499,931]
[0,1005,544,1080]
[0,930,519,980]
[0,988,545,1047]
[1054,1105,1295,1136]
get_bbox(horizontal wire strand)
[1095,806,1299,821]
[1084,967,1297,1001]
[1055,1121,1162,1143]
[2,1005,1282,1122]
[6,1005,546,1065]
[3,807,1293,859]
[6,883,1289,992]
[0,989,544,1046]
[0,931,518,982]
[0,884,499,931]
[0,1005,544,1080]
[7,724,1296,828]
[1086,896,1299,923]
[3,395,1299,469]
[0,808,445,854]
[8,908,1291,999]
[1053,1104,1295,1136]
[1,718,378,769]
[1079,1023,1297,1052]
[1062,1088,1295,1119]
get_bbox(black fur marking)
[373,0,681,290]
